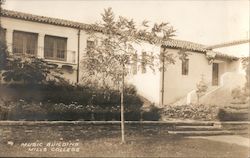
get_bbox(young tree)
[196,74,208,104]
[82,8,181,143]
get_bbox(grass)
[0,125,249,157]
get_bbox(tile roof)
[1,9,103,31]
[1,9,238,60]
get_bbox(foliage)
[0,99,161,121]
[196,75,208,103]
[241,57,249,99]
[2,56,66,84]
[162,104,220,121]
[231,86,248,104]
[218,108,249,121]
[0,83,143,110]
[81,8,179,142]
[82,7,178,88]
[0,27,8,71]
[142,104,163,121]
[0,3,8,73]
[230,57,250,104]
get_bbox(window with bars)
[181,58,189,75]
[44,35,67,61]
[132,53,138,75]
[141,51,147,73]
[13,31,38,55]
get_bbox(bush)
[0,83,143,110]
[162,104,219,121]
[218,108,249,121]
[0,81,167,121]
[2,56,66,84]
[0,82,147,121]
[142,104,162,121]
[231,86,248,104]
[0,99,162,121]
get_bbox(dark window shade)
[0,28,6,43]
[13,31,38,55]
[182,59,189,75]
[44,35,67,61]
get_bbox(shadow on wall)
[199,72,246,106]
[220,72,246,89]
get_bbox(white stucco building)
[0,9,243,106]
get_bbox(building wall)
[162,48,234,105]
[220,60,246,89]
[1,16,242,106]
[127,42,162,105]
[1,17,79,83]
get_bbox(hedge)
[0,83,162,121]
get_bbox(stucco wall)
[1,17,79,83]
[127,42,161,105]
[1,17,242,106]
[162,48,241,105]
[162,49,213,104]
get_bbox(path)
[189,135,250,148]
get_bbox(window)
[86,40,95,55]
[44,35,67,61]
[141,52,147,73]
[182,58,189,75]
[13,31,38,55]
[0,28,6,43]
[132,53,138,75]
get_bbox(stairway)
[167,122,239,136]
[172,86,220,105]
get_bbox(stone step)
[169,122,214,126]
[168,130,234,136]
[174,126,221,131]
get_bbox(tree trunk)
[120,64,125,143]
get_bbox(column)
[37,33,45,58]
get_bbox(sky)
[2,0,250,56]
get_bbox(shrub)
[0,82,145,121]
[2,56,66,84]
[124,84,137,95]
[162,104,219,121]
[0,83,143,110]
[142,104,162,121]
[0,99,162,121]
[218,108,249,121]
[231,86,248,104]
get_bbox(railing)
[7,43,77,64]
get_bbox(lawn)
[0,124,248,158]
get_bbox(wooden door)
[212,63,219,86]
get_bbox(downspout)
[161,47,165,106]
[76,29,80,83]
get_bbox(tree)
[196,74,208,104]
[231,57,250,103]
[242,57,250,97]
[0,0,8,83]
[82,8,183,143]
